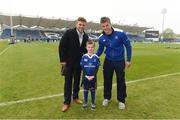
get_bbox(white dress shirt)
[76,29,84,46]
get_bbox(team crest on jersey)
[115,36,118,39]
[103,39,106,42]
[84,59,88,62]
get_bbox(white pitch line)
[0,45,11,56]
[0,72,180,107]
[0,93,64,107]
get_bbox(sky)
[0,0,180,34]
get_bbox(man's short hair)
[86,40,95,47]
[100,17,111,24]
[77,17,87,23]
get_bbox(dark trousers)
[64,64,81,105]
[103,58,127,103]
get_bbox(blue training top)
[96,28,132,62]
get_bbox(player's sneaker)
[91,104,96,111]
[118,102,125,110]
[102,99,109,106]
[82,103,88,109]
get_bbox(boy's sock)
[91,88,95,105]
[84,89,88,104]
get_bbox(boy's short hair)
[86,40,95,47]
[100,17,111,24]
[77,17,87,23]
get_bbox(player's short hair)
[77,17,87,23]
[86,40,95,47]
[100,17,111,24]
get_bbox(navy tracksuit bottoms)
[103,58,127,103]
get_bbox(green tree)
[176,34,180,37]
[161,28,176,40]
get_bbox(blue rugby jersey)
[80,53,100,76]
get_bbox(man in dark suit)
[59,17,88,112]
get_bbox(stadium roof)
[0,14,75,29]
[0,14,148,34]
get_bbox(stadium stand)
[127,34,144,42]
[0,14,147,42]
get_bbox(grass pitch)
[0,41,180,119]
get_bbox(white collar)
[84,53,98,59]
[76,29,84,36]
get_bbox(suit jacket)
[59,28,88,66]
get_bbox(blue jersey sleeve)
[96,39,104,57]
[96,56,100,67]
[80,55,85,66]
[122,32,132,62]
[93,56,100,76]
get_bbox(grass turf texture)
[0,41,180,119]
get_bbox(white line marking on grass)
[0,45,11,56]
[0,93,64,107]
[126,72,180,84]
[0,72,180,107]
